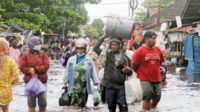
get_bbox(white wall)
[155,31,165,51]
[143,30,166,50]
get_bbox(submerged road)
[10,61,200,112]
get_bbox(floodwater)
[9,61,200,112]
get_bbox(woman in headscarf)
[63,38,99,108]
[0,38,19,112]
[9,40,21,66]
[19,36,49,112]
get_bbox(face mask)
[33,45,42,51]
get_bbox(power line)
[50,2,129,7]
[93,2,129,5]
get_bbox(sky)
[85,0,144,23]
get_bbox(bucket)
[106,16,135,39]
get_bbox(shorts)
[140,81,162,101]
[27,85,47,108]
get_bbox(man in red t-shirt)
[132,31,165,111]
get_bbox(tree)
[0,0,51,32]
[81,19,105,37]
[0,0,101,34]
[0,5,8,30]
[91,19,104,30]
[134,9,148,23]
[82,25,99,37]
[91,18,105,36]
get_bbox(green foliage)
[6,18,40,30]
[13,3,30,12]
[0,0,50,32]
[82,25,99,37]
[91,19,104,31]
[0,5,7,30]
[0,6,4,20]
[135,10,148,23]
[91,19,105,36]
[82,19,105,37]
[0,0,101,34]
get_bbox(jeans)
[105,87,128,112]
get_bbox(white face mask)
[33,45,42,51]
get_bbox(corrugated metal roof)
[167,26,192,32]
[143,0,190,29]
[182,0,200,23]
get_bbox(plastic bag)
[93,87,101,106]
[86,94,94,108]
[98,68,104,80]
[59,88,71,106]
[60,54,65,65]
[125,74,143,104]
[24,77,46,96]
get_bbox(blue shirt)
[77,55,86,64]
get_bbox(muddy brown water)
[9,61,200,112]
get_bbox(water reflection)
[175,68,200,91]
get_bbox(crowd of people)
[0,30,166,112]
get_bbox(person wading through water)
[94,37,132,112]
[132,31,165,112]
[19,36,50,112]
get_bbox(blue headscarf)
[28,36,41,50]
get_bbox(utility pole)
[129,0,138,18]
[157,0,161,26]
